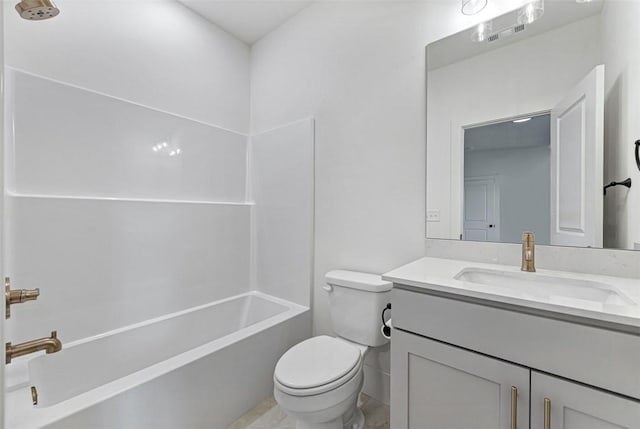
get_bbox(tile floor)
[227,393,390,429]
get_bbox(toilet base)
[346,407,365,429]
[295,404,364,429]
[276,373,365,429]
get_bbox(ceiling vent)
[488,23,526,43]
[514,24,526,33]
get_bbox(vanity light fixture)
[471,21,493,42]
[518,0,544,25]
[513,117,532,123]
[462,0,488,15]
[575,0,593,3]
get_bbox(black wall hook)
[635,140,640,172]
[603,178,632,195]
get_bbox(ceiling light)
[575,0,593,3]
[462,0,488,15]
[513,117,532,123]
[518,0,544,25]
[471,21,493,42]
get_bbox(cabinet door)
[531,372,640,429]
[391,329,530,429]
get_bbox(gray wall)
[465,145,551,245]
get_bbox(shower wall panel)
[6,69,248,202]
[251,119,314,306]
[4,69,252,344]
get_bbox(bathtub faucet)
[6,331,62,364]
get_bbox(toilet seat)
[274,336,363,397]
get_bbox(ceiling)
[178,0,313,45]
[465,114,550,152]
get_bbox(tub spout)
[6,331,62,364]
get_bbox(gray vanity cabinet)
[392,329,530,429]
[390,288,640,429]
[392,328,640,429]
[531,372,640,429]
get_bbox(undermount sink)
[454,268,636,307]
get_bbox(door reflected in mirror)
[463,114,550,245]
[426,0,639,250]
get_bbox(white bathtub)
[6,291,310,429]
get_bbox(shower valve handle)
[5,277,40,319]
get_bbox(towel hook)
[603,178,632,195]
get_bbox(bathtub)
[6,291,310,429]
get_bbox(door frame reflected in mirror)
[458,111,550,245]
[460,110,551,244]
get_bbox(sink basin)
[454,268,636,307]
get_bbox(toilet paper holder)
[381,303,392,339]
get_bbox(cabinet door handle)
[544,397,551,429]
[510,386,517,429]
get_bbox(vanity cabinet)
[531,372,640,429]
[390,288,640,429]
[392,329,529,429]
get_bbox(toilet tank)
[325,270,392,347]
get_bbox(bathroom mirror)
[426,0,640,251]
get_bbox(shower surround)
[3,68,314,428]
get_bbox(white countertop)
[383,257,640,331]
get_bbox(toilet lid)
[274,336,361,390]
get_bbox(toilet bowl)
[273,271,392,429]
[274,336,367,429]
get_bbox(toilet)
[273,270,392,429]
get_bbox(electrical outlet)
[426,209,440,222]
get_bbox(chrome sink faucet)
[521,231,536,272]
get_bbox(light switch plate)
[426,209,440,222]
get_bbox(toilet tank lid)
[325,270,392,293]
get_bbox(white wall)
[601,0,640,250]
[250,0,530,403]
[465,145,551,244]
[252,0,431,373]
[3,0,250,132]
[427,16,602,240]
